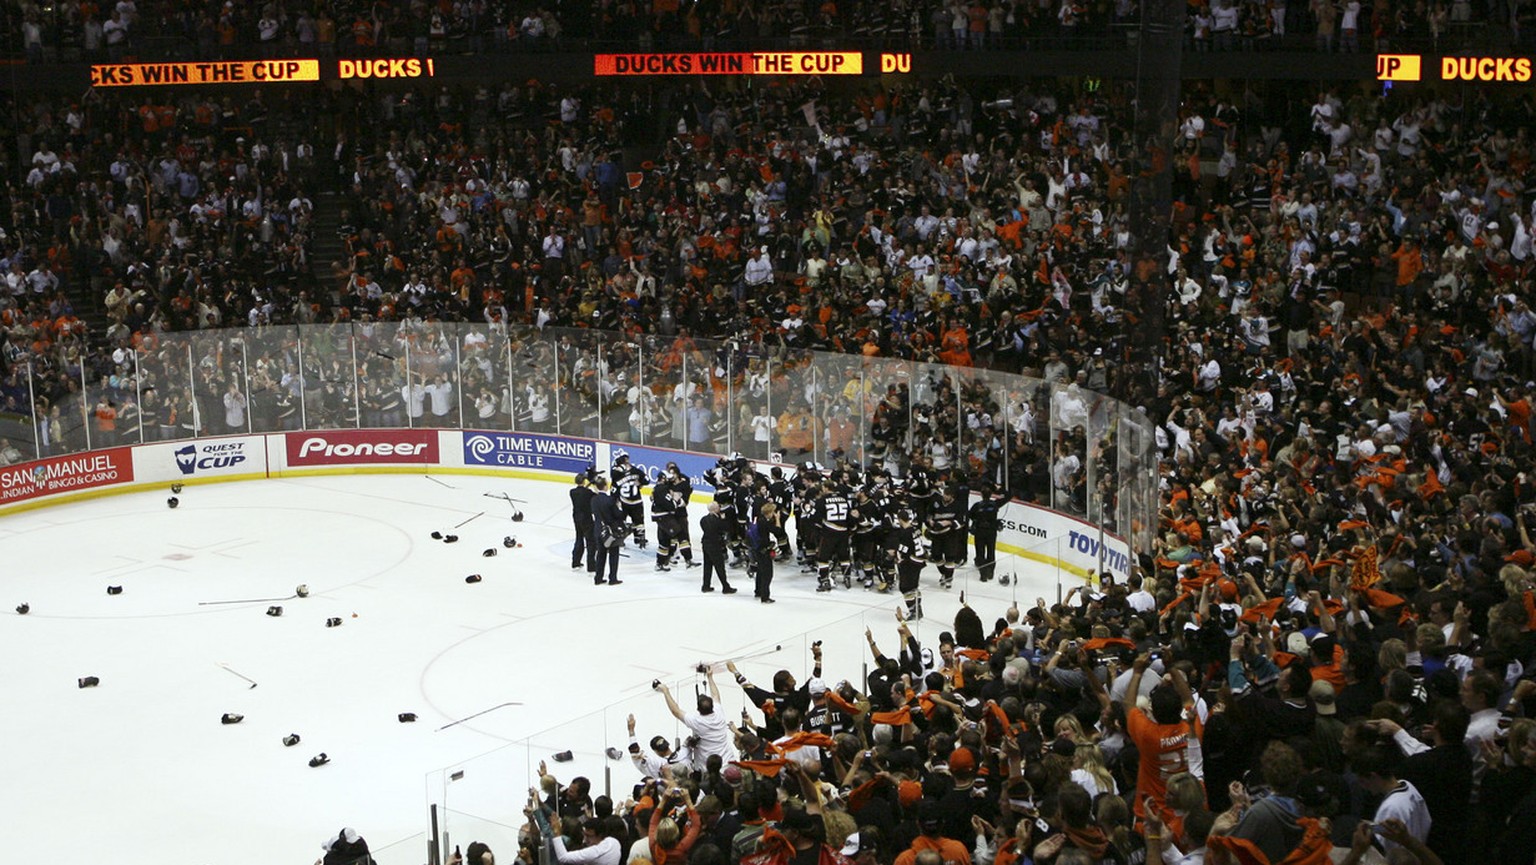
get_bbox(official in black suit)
[591,477,624,585]
[699,502,735,594]
[570,472,596,572]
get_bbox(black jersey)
[968,493,1006,533]
[614,465,645,504]
[927,496,965,535]
[851,495,884,535]
[651,480,678,518]
[819,491,853,532]
[896,524,927,564]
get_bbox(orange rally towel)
[826,691,863,717]
[871,707,914,726]
[733,759,790,777]
[1350,545,1382,590]
[1082,637,1136,651]
[776,731,836,753]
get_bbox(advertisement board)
[131,436,266,483]
[616,445,723,492]
[284,430,437,467]
[989,497,1131,579]
[462,431,595,474]
[0,448,134,505]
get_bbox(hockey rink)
[0,473,1067,865]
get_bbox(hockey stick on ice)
[434,701,523,732]
[217,662,259,689]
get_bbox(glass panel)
[997,379,1039,507]
[80,371,123,451]
[640,331,686,450]
[158,331,204,439]
[957,367,1005,487]
[815,351,862,467]
[1047,381,1089,517]
[1120,408,1157,557]
[0,364,40,460]
[601,334,644,444]
[910,360,959,477]
[411,322,460,430]
[459,321,505,432]
[1085,389,1118,546]
[738,351,773,462]
[686,335,727,457]
[135,333,194,443]
[511,329,556,434]
[189,330,248,437]
[355,321,409,430]
[564,332,603,441]
[243,326,301,433]
[772,347,817,462]
[860,355,912,476]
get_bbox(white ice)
[0,473,1064,865]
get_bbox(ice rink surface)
[0,473,1064,865]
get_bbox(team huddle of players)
[586,452,1011,618]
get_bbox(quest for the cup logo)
[174,441,250,476]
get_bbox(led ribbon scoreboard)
[89,52,911,87]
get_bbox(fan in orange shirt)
[1090,651,1198,819]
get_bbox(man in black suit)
[699,502,736,594]
[590,476,625,585]
[570,471,596,572]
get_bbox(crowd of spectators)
[10,0,1527,65]
[511,571,1536,865]
[7,38,1536,865]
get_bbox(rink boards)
[0,429,1125,581]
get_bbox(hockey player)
[651,463,696,571]
[705,457,745,566]
[926,484,966,589]
[850,486,884,590]
[767,466,795,559]
[893,509,927,619]
[664,462,696,567]
[651,471,679,571]
[814,478,852,592]
[612,450,648,548]
[793,463,822,569]
[968,482,1009,582]
[907,460,936,521]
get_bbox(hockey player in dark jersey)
[791,462,823,567]
[767,466,795,559]
[650,465,695,571]
[814,478,853,592]
[907,461,936,521]
[849,486,884,591]
[925,484,966,589]
[705,456,748,566]
[612,450,648,548]
[663,462,696,567]
[893,509,927,619]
